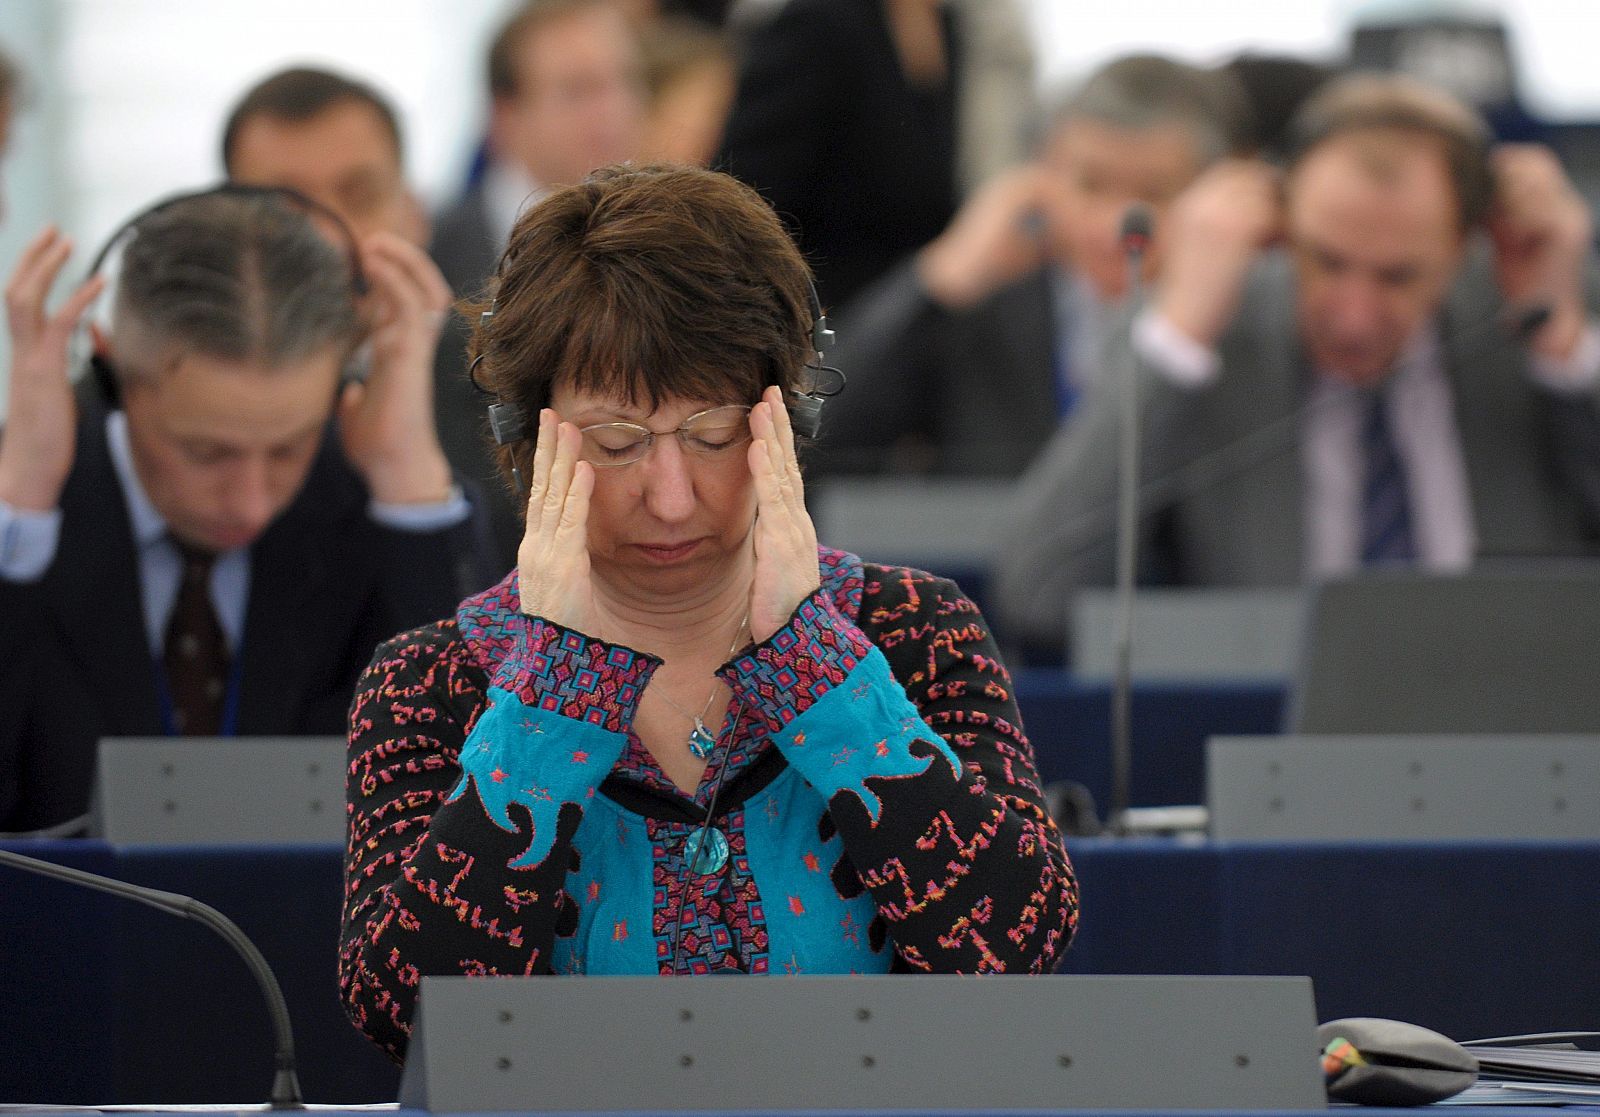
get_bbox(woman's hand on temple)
[518,410,602,635]
[747,385,821,643]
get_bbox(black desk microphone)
[0,847,303,1108]
[1107,204,1153,836]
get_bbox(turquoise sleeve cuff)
[449,684,630,869]
[767,646,961,824]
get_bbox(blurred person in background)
[223,66,511,574]
[432,0,647,564]
[0,189,489,832]
[819,55,1248,478]
[637,16,735,166]
[997,75,1600,653]
[715,0,1035,313]
[432,0,646,300]
[1218,52,1341,162]
[223,67,428,246]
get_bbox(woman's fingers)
[749,427,785,520]
[766,384,804,481]
[541,420,579,536]
[555,460,593,543]
[528,407,557,504]
[754,395,805,521]
[518,416,596,631]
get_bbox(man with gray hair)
[820,54,1249,477]
[0,188,491,831]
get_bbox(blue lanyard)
[153,648,246,737]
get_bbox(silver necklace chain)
[650,612,750,755]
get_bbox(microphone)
[1119,205,1154,255]
[1107,205,1154,837]
[0,847,304,1108]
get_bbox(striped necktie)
[1359,391,1416,567]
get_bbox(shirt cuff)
[719,588,875,738]
[1134,308,1222,388]
[493,615,659,734]
[0,500,62,582]
[368,484,471,533]
[1528,320,1600,393]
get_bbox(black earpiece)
[88,353,121,409]
[791,281,845,441]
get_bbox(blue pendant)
[682,826,730,876]
[687,717,716,760]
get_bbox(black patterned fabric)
[341,552,1078,1062]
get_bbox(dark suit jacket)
[715,0,959,311]
[995,247,1600,649]
[817,259,1060,477]
[0,395,494,831]
[429,185,520,566]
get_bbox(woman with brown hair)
[339,163,1076,1062]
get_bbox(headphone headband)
[86,181,368,296]
[83,182,370,409]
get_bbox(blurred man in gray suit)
[996,76,1600,650]
[819,55,1249,477]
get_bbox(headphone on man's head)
[468,269,846,491]
[82,182,369,408]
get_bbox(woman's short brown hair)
[468,163,818,491]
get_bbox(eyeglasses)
[577,404,754,467]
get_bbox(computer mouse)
[1319,1017,1478,1106]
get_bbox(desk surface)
[3,838,1596,1107]
[0,1100,1593,1107]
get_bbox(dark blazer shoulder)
[430,186,499,299]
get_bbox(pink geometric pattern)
[648,810,769,974]
[722,589,874,737]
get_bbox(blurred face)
[1287,134,1466,386]
[493,5,646,188]
[119,350,342,553]
[229,100,426,244]
[548,384,756,598]
[1042,118,1207,300]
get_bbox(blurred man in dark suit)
[432,0,645,298]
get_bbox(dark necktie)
[1360,392,1416,567]
[164,541,229,735]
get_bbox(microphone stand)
[0,847,304,1108]
[1107,206,1153,838]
